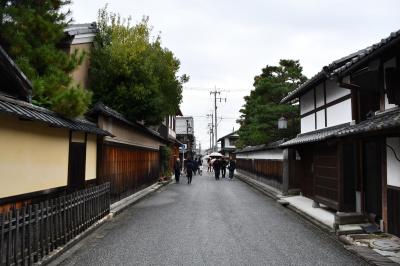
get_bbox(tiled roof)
[331,29,400,78]
[87,102,166,141]
[236,139,285,153]
[64,23,97,36]
[0,94,111,136]
[217,130,239,142]
[281,29,400,103]
[280,123,349,147]
[337,108,400,137]
[0,46,32,100]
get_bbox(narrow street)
[53,171,367,266]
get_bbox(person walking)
[207,158,212,172]
[213,158,221,180]
[174,158,181,183]
[221,158,227,178]
[197,158,203,175]
[193,159,198,176]
[228,159,236,179]
[186,158,194,184]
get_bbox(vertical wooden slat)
[21,206,26,266]
[39,202,44,259]
[0,213,4,266]
[14,208,20,265]
[34,204,39,262]
[62,197,67,244]
[28,205,32,265]
[7,211,12,266]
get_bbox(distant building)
[176,116,195,158]
[217,131,239,158]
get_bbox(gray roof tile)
[336,108,400,137]
[280,123,349,147]
[0,94,111,136]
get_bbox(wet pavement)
[52,170,368,266]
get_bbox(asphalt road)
[52,170,368,266]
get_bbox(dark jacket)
[213,159,221,171]
[228,160,236,171]
[174,160,181,172]
[186,160,194,172]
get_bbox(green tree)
[90,7,188,125]
[0,0,91,118]
[237,60,307,147]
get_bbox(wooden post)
[382,138,388,232]
[282,148,290,196]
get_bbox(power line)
[183,86,249,92]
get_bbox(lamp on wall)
[278,116,288,130]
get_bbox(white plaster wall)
[326,99,352,127]
[384,57,398,110]
[387,137,400,187]
[236,149,283,160]
[315,83,325,108]
[225,137,236,148]
[316,110,325,130]
[325,79,350,103]
[301,114,315,133]
[300,89,314,115]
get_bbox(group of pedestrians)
[212,158,236,180]
[173,157,202,184]
[173,156,236,184]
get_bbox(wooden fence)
[0,183,110,266]
[99,143,160,203]
[236,158,283,190]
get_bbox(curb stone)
[39,179,171,266]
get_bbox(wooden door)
[363,141,382,220]
[388,187,400,236]
[313,144,339,210]
[68,143,86,191]
[342,143,357,211]
[299,148,314,198]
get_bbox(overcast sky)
[70,0,400,150]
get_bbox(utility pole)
[210,86,226,152]
[207,113,214,151]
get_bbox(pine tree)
[237,60,307,147]
[0,0,91,118]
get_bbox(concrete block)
[335,212,368,225]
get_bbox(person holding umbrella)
[213,158,221,180]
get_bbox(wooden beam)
[340,82,360,90]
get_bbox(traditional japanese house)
[217,130,239,158]
[281,29,400,236]
[331,29,400,235]
[87,103,168,203]
[0,46,110,213]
